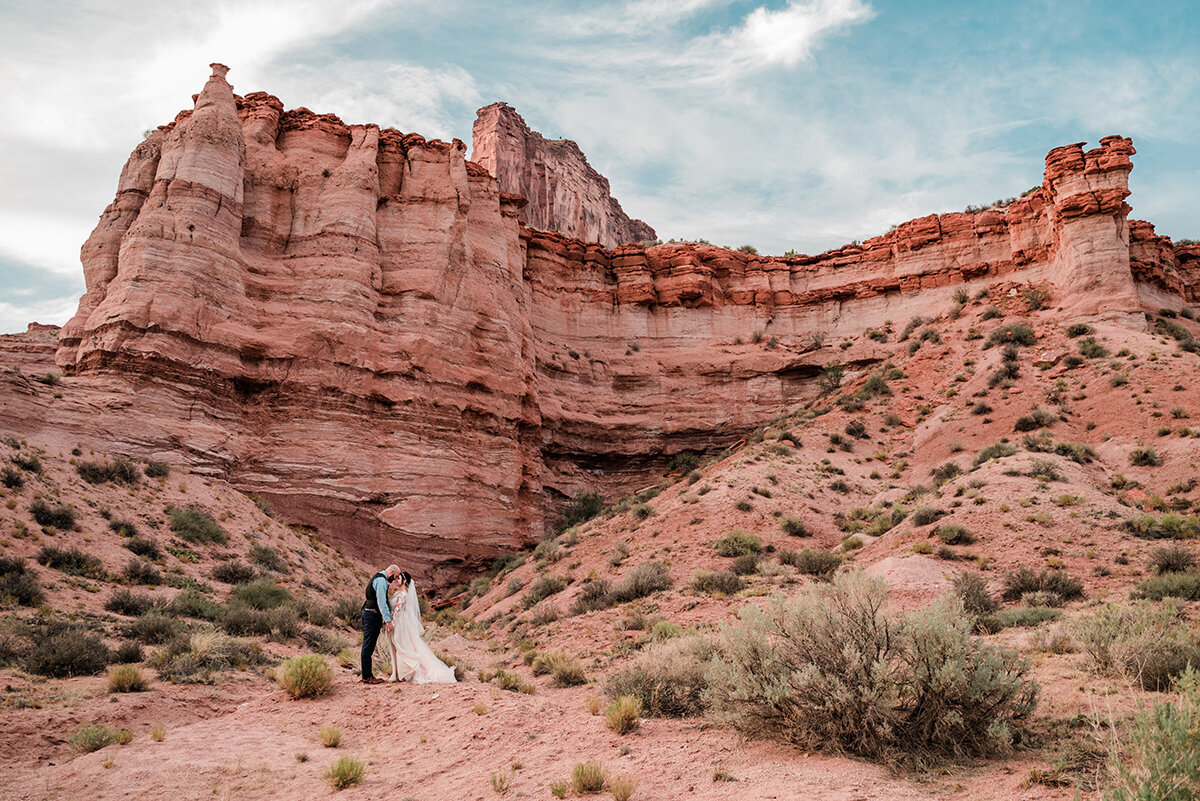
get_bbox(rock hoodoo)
[3,65,1196,582]
[472,102,656,248]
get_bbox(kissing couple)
[360,565,457,685]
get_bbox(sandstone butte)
[2,63,1198,583]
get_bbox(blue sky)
[1,0,1196,333]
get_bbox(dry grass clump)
[325,755,365,790]
[715,530,762,557]
[610,561,672,603]
[532,651,587,686]
[70,723,132,753]
[571,762,607,794]
[690,569,744,596]
[609,774,639,801]
[1075,601,1200,691]
[605,636,713,717]
[604,695,644,735]
[319,724,341,747]
[276,655,333,699]
[107,663,148,693]
[777,548,841,578]
[1147,543,1197,575]
[704,572,1037,762]
[166,505,228,544]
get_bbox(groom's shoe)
[361,677,385,685]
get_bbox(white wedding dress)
[385,580,457,684]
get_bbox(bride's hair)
[400,571,411,586]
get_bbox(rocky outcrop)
[472,103,655,249]
[4,66,1194,583]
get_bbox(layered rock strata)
[472,102,656,249]
[5,66,1193,580]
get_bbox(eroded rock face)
[472,102,656,248]
[7,66,1193,583]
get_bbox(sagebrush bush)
[974,442,1017,466]
[715,530,763,557]
[0,556,43,606]
[952,570,998,617]
[604,695,643,735]
[1104,668,1200,799]
[108,663,148,693]
[249,543,288,573]
[113,640,143,664]
[610,561,671,603]
[168,589,221,620]
[166,505,228,544]
[1001,566,1084,603]
[37,545,105,578]
[29,500,77,530]
[1122,513,1200,540]
[731,553,760,575]
[984,323,1036,348]
[1147,543,1197,575]
[976,607,1062,633]
[123,557,162,585]
[778,548,842,577]
[781,516,809,536]
[690,569,744,595]
[25,627,111,677]
[105,588,157,616]
[605,636,713,717]
[325,755,365,789]
[212,560,256,584]
[557,490,604,532]
[533,651,588,687]
[277,655,333,698]
[571,578,613,615]
[125,612,180,644]
[144,460,170,478]
[76,458,140,485]
[523,575,568,609]
[125,536,161,559]
[704,572,1038,761]
[231,577,292,609]
[1134,572,1200,602]
[910,506,943,526]
[1076,601,1200,691]
[935,523,973,545]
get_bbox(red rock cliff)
[472,102,656,248]
[6,66,1194,583]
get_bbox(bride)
[385,572,457,684]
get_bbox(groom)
[361,564,403,685]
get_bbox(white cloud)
[0,293,80,335]
[709,0,875,75]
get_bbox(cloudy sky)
[1,0,1197,333]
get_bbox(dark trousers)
[361,609,383,679]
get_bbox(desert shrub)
[1014,406,1057,432]
[1055,441,1096,463]
[1134,572,1200,602]
[533,540,561,564]
[168,589,221,620]
[781,516,809,536]
[631,502,653,519]
[731,553,760,575]
[2,466,23,489]
[125,612,180,644]
[112,640,143,664]
[1021,591,1064,608]
[490,670,536,694]
[603,694,644,735]
[70,723,121,753]
[1001,566,1084,603]
[930,461,963,486]
[1147,544,1197,575]
[123,557,162,585]
[845,419,867,438]
[1065,323,1093,338]
[779,548,842,577]
[974,442,1017,466]
[704,572,1038,761]
[325,755,365,789]
[124,536,161,561]
[1122,513,1200,540]
[978,607,1062,632]
[1027,459,1064,482]
[910,506,943,526]
[669,452,700,473]
[76,458,140,485]
[319,724,341,748]
[219,605,274,636]
[860,370,891,398]
[37,545,105,579]
[1129,447,1163,467]
[268,605,301,639]
[715,530,762,557]
[935,523,973,545]
[1076,601,1200,690]
[952,571,998,617]
[231,577,292,609]
[572,762,607,794]
[25,627,111,677]
[277,654,333,698]
[105,588,157,616]
[212,560,256,584]
[606,635,713,717]
[690,569,745,595]
[144,460,170,478]
[1077,337,1108,358]
[1104,668,1200,799]
[818,363,845,392]
[29,499,77,530]
[557,490,604,532]
[985,323,1037,348]
[611,561,671,603]
[108,663,148,693]
[0,556,43,606]
[523,575,568,608]
[301,626,347,655]
[571,578,613,615]
[10,451,41,472]
[533,651,587,687]
[166,505,228,544]
[249,543,287,573]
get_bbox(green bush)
[25,627,111,677]
[1104,668,1200,799]
[930,462,963,486]
[220,605,274,636]
[715,530,763,557]
[125,612,180,644]
[985,323,1037,348]
[1129,447,1163,467]
[76,458,140,485]
[1001,566,1084,603]
[29,499,77,530]
[249,544,287,573]
[611,561,671,603]
[70,723,121,753]
[532,651,588,687]
[230,577,292,609]
[910,506,943,526]
[781,516,809,536]
[124,536,160,559]
[1147,544,1197,575]
[1014,407,1057,432]
[1122,513,1200,540]
[605,636,713,717]
[168,589,221,620]
[1065,323,1093,338]
[704,572,1038,761]
[1077,602,1200,691]
[978,607,1061,632]
[212,560,256,584]
[974,442,1017,466]
[325,755,365,789]
[123,557,163,585]
[523,575,568,609]
[108,663,149,693]
[1134,572,1200,601]
[105,588,157,616]
[0,556,43,606]
[277,654,333,698]
[952,570,998,617]
[935,523,973,545]
[1077,337,1109,358]
[1054,441,1096,463]
[779,548,842,577]
[37,545,106,579]
[166,505,228,544]
[690,569,745,595]
[557,490,604,532]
